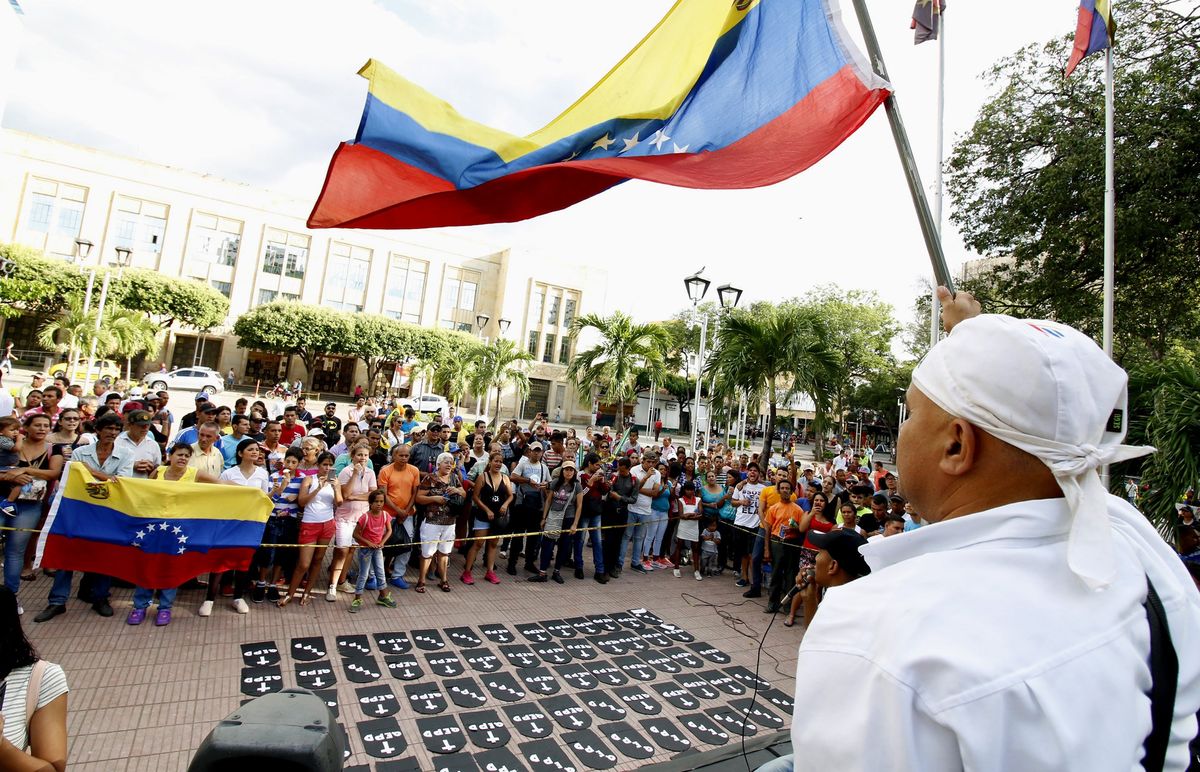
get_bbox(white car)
[398,394,450,417]
[146,367,225,395]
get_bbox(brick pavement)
[17,556,804,772]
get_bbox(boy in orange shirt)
[763,480,807,614]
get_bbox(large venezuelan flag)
[1064,0,1115,78]
[35,464,272,588]
[308,0,891,230]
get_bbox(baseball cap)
[560,459,577,471]
[32,371,46,379]
[806,529,871,578]
[528,442,544,451]
[194,393,209,402]
[325,402,337,408]
[452,415,463,423]
[199,403,219,415]
[125,409,153,426]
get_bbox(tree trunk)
[493,385,502,428]
[762,401,776,469]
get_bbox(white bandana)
[911,315,1154,589]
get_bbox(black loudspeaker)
[188,688,344,772]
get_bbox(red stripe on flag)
[308,65,887,229]
[1065,6,1096,78]
[40,536,256,589]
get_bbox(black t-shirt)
[858,512,881,535]
[180,410,199,430]
[320,415,342,436]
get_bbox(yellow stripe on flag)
[63,464,272,523]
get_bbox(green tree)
[704,304,839,463]
[232,302,353,380]
[36,299,112,361]
[108,309,163,383]
[113,268,229,329]
[350,315,417,392]
[469,338,534,426]
[946,0,1200,362]
[661,301,719,373]
[567,312,671,426]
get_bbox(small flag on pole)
[912,0,946,45]
[1065,0,1115,77]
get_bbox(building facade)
[0,129,606,421]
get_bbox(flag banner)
[308,0,891,230]
[1065,0,1115,77]
[911,0,945,45]
[35,463,272,588]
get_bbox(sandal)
[415,584,427,593]
[275,596,292,609]
[20,571,36,581]
[783,617,795,628]
[439,581,451,593]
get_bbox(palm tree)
[704,304,839,464]
[435,353,476,415]
[36,299,114,366]
[108,310,162,383]
[469,338,533,426]
[567,312,671,428]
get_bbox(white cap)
[912,314,1154,590]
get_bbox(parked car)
[49,358,120,384]
[145,367,225,394]
[399,394,450,417]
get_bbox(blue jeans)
[750,527,767,589]
[617,510,650,567]
[132,586,177,610]
[755,755,794,772]
[572,512,605,575]
[49,570,111,606]
[356,548,385,593]
[643,509,669,559]
[3,499,41,594]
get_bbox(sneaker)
[528,574,548,583]
[34,604,64,623]
[338,581,356,593]
[630,564,649,575]
[735,578,749,588]
[461,571,475,586]
[499,550,508,559]
[376,595,398,608]
[266,586,281,603]
[551,571,564,584]
[126,608,146,625]
[198,600,214,617]
[251,584,267,604]
[742,588,762,599]
[484,570,501,585]
[672,568,681,578]
[0,501,16,517]
[609,566,621,579]
[389,576,410,590]
[506,564,518,576]
[641,559,654,572]
[594,573,609,585]
[155,609,172,626]
[655,558,675,569]
[326,585,338,602]
[17,604,23,616]
[92,600,114,617]
[694,570,703,581]
[523,562,538,574]
[350,597,363,614]
[232,598,250,614]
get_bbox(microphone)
[781,583,802,605]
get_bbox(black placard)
[470,748,527,772]
[725,664,771,690]
[239,665,283,697]
[563,729,618,770]
[658,623,695,643]
[425,652,465,678]
[356,684,401,718]
[461,709,510,748]
[375,760,423,772]
[514,622,552,643]
[343,655,383,683]
[540,619,577,639]
[637,650,680,674]
[702,669,746,696]
[385,654,423,681]
[418,715,467,755]
[588,635,626,656]
[336,634,372,658]
[599,721,655,760]
[295,660,336,690]
[609,611,644,630]
[639,630,672,648]
[335,721,352,762]
[374,631,413,655]
[431,752,479,772]
[732,698,786,730]
[652,681,701,711]
[563,640,599,661]
[290,636,327,662]
[628,608,665,626]
[674,673,721,701]
[530,640,571,665]
[707,706,757,737]
[758,687,795,713]
[445,677,488,708]
[503,703,553,739]
[519,667,560,696]
[482,671,527,702]
[662,646,704,670]
[687,641,731,664]
[554,664,599,691]
[679,713,729,746]
[566,616,599,636]
[404,682,448,715]
[313,688,340,718]
[613,686,661,716]
[519,740,576,771]
[585,661,627,687]
[445,626,483,648]
[358,716,407,758]
[412,628,447,650]
[640,717,692,752]
[613,655,655,682]
[541,694,591,731]
[479,623,515,644]
[241,641,280,667]
[586,614,620,632]
[462,647,502,673]
[499,644,540,669]
[577,689,626,721]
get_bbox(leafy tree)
[37,298,113,361]
[0,244,90,317]
[661,301,719,373]
[232,302,353,380]
[567,312,671,426]
[705,304,839,464]
[946,0,1200,363]
[469,338,534,426]
[350,315,417,391]
[108,309,162,382]
[112,269,229,329]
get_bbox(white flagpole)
[929,2,946,349]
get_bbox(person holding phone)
[278,452,343,607]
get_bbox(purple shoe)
[126,608,146,625]
[154,609,172,626]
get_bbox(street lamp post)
[82,246,131,390]
[70,239,96,372]
[682,272,743,454]
[474,314,490,415]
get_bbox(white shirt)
[0,390,13,418]
[629,467,660,515]
[219,464,270,493]
[114,431,161,478]
[790,496,1200,771]
[734,481,765,529]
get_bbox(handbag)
[719,486,737,522]
[17,478,46,502]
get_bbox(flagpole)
[929,6,946,347]
[848,0,956,295]
[1101,43,1115,489]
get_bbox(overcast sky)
[4,0,1082,335]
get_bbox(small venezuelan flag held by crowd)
[307,0,891,230]
[36,464,272,588]
[1065,0,1115,77]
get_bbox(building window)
[282,292,300,302]
[257,289,277,304]
[324,242,371,312]
[186,212,241,269]
[384,255,427,323]
[529,287,545,326]
[547,293,561,326]
[210,280,232,298]
[325,300,363,313]
[528,330,540,357]
[440,267,482,330]
[112,195,167,254]
[559,336,571,365]
[564,296,577,328]
[23,179,87,243]
[543,333,556,363]
[262,228,309,279]
[459,281,477,311]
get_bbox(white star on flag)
[621,133,640,153]
[177,546,186,554]
[135,529,146,540]
[649,129,671,151]
[178,534,188,543]
[672,142,690,154]
[172,526,182,535]
[591,134,614,152]
[159,522,169,531]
